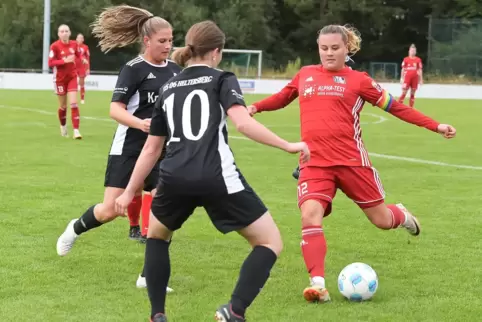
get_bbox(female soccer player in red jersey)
[398,44,423,107]
[248,24,456,303]
[48,24,87,139]
[75,33,90,104]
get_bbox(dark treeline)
[1,0,481,76]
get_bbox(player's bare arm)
[109,102,151,133]
[115,135,165,214]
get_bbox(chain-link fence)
[428,18,482,81]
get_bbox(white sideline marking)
[228,136,482,171]
[1,104,481,170]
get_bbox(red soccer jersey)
[402,56,422,77]
[75,43,90,70]
[48,40,81,82]
[254,65,439,168]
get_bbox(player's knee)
[261,231,283,256]
[300,199,325,226]
[95,202,120,222]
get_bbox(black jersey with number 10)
[150,65,247,195]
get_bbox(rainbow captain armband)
[375,90,394,112]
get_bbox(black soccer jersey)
[109,56,181,156]
[150,65,247,195]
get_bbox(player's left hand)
[437,124,456,139]
[115,191,135,216]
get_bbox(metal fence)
[428,18,482,81]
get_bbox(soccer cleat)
[56,219,79,256]
[73,129,82,140]
[396,203,421,236]
[303,285,331,303]
[60,125,68,137]
[136,274,173,293]
[215,304,245,322]
[139,235,147,244]
[129,226,141,240]
[292,166,300,180]
[81,99,85,105]
[150,313,167,322]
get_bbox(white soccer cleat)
[73,129,82,140]
[81,100,85,105]
[136,274,173,293]
[396,203,421,236]
[56,219,79,256]
[60,125,68,137]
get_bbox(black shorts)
[104,155,160,191]
[151,182,268,234]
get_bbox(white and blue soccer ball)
[337,262,378,301]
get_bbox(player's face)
[146,28,173,63]
[58,26,71,43]
[409,47,416,56]
[76,34,84,44]
[318,33,348,71]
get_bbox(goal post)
[171,48,263,78]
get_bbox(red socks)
[71,103,80,129]
[58,107,67,126]
[80,86,85,100]
[301,226,326,278]
[127,195,142,227]
[141,193,153,236]
[387,204,406,228]
[409,94,415,107]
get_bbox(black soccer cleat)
[129,226,141,240]
[292,166,300,180]
[215,304,245,322]
[150,313,167,322]
[139,235,147,244]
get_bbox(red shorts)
[297,166,385,216]
[55,76,78,96]
[402,74,419,90]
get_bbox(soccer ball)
[337,262,378,301]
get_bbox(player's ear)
[143,36,150,48]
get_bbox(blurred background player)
[48,24,86,139]
[398,44,423,107]
[114,20,309,322]
[55,6,180,293]
[75,33,90,104]
[248,24,456,303]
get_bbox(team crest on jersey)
[333,76,346,84]
[371,81,383,93]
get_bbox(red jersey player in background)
[248,24,456,303]
[76,33,90,104]
[48,24,87,139]
[399,44,423,107]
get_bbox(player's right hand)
[63,55,75,63]
[284,142,310,163]
[115,191,135,216]
[247,105,257,116]
[138,118,151,133]
[437,124,456,139]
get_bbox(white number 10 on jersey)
[162,89,210,145]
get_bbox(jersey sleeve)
[150,90,168,137]
[359,73,439,132]
[253,71,300,112]
[111,65,140,105]
[48,44,64,68]
[74,42,82,59]
[218,72,246,112]
[418,58,423,69]
[401,58,406,68]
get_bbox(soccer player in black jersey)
[115,21,310,322]
[56,6,179,271]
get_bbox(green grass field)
[1,89,481,322]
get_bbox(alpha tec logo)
[148,92,159,103]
